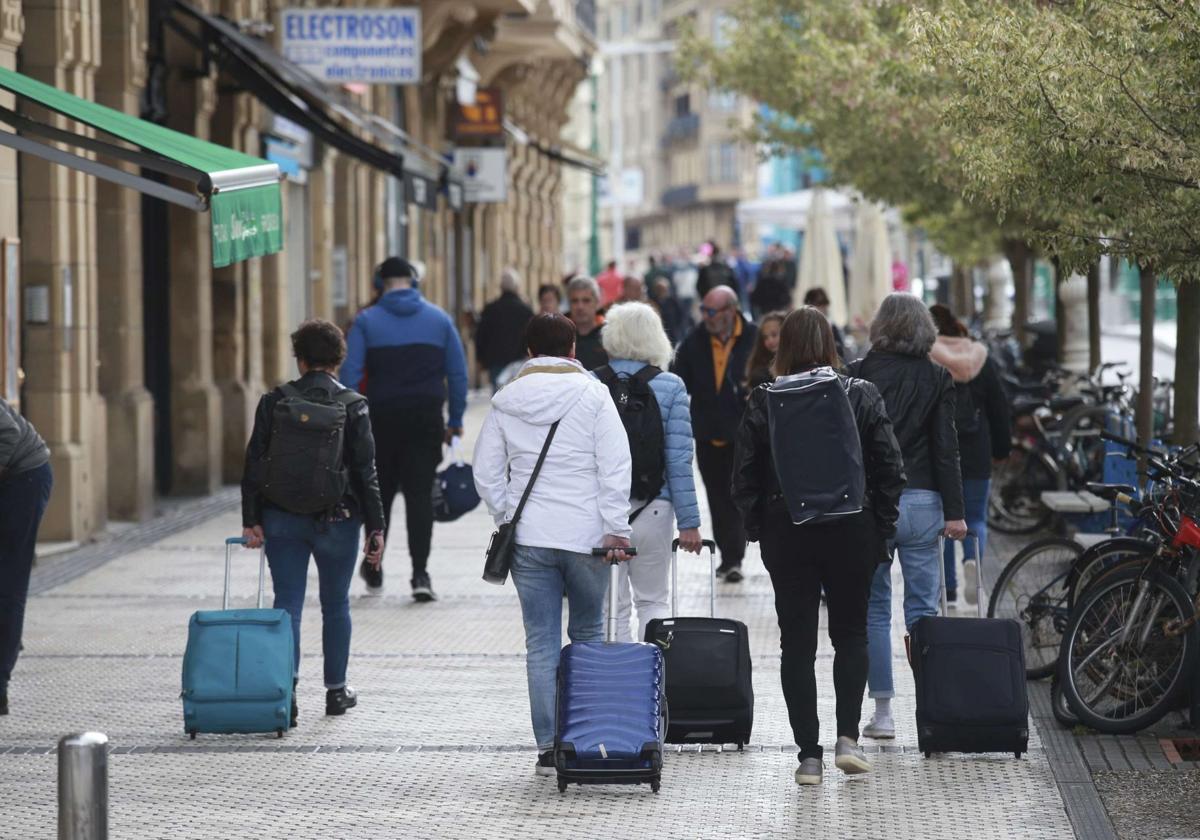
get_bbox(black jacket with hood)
[846,350,965,520]
[671,314,758,443]
[731,370,907,552]
[241,371,386,533]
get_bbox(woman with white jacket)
[473,313,634,776]
[595,302,704,642]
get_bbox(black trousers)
[0,462,53,691]
[696,440,745,567]
[760,510,876,760]
[372,404,444,576]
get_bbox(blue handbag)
[432,438,481,522]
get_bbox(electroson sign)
[280,7,421,84]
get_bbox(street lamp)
[596,39,675,271]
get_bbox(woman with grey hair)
[594,302,703,640]
[846,293,966,740]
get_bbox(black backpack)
[259,382,365,515]
[596,365,666,520]
[953,380,982,436]
[766,368,866,525]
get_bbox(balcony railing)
[661,184,699,208]
[661,112,699,146]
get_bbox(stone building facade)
[0,0,593,541]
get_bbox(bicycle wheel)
[988,448,1062,535]
[1066,538,1156,609]
[1050,673,1080,728]
[988,537,1083,678]
[1057,405,1112,484]
[1059,567,1198,734]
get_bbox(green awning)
[0,66,282,267]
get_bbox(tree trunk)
[1175,280,1200,448]
[949,264,972,322]
[1087,260,1102,373]
[1137,262,1157,475]
[1052,256,1066,363]
[1004,238,1033,348]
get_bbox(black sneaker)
[325,686,358,716]
[0,688,8,716]
[947,588,958,606]
[535,750,556,777]
[359,559,383,594]
[715,562,734,579]
[411,572,437,602]
[724,567,744,583]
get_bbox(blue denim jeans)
[943,478,990,593]
[0,462,53,692]
[510,544,609,749]
[262,509,362,689]
[867,489,944,698]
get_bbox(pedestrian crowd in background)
[0,242,998,792]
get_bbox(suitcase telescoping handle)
[670,538,718,618]
[591,547,639,643]
[224,536,267,611]
[937,531,982,618]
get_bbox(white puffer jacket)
[473,357,633,554]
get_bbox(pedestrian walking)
[566,275,608,371]
[472,313,633,775]
[619,274,646,304]
[648,277,689,345]
[803,287,847,361]
[537,283,563,315]
[594,302,704,642]
[595,260,624,308]
[0,400,52,717]
[928,304,1012,606]
[672,285,758,582]
[341,257,468,602]
[696,240,736,299]
[475,268,535,392]
[846,293,966,739]
[732,306,905,785]
[241,319,386,722]
[744,310,786,389]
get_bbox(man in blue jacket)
[342,257,468,602]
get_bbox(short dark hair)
[291,319,347,369]
[773,307,841,376]
[802,287,830,308]
[537,283,562,303]
[378,256,416,282]
[929,303,968,337]
[524,312,577,358]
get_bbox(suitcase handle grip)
[671,539,717,551]
[226,537,248,546]
[937,533,983,618]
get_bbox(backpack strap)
[334,389,366,408]
[594,364,618,386]
[631,365,662,386]
[279,382,305,400]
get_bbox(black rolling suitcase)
[644,539,754,748]
[910,534,1029,758]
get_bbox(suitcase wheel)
[1014,751,1022,759]
[557,778,567,794]
[924,751,931,759]
[188,731,196,741]
[276,729,284,739]
[651,778,661,794]
[737,742,744,752]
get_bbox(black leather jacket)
[241,371,386,533]
[732,372,907,544]
[846,350,964,520]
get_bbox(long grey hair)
[869,293,938,357]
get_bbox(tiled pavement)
[0,395,1099,838]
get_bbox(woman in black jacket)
[845,293,967,740]
[929,305,1012,606]
[733,307,906,786]
[241,319,386,724]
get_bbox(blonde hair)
[600,302,674,370]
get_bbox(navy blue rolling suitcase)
[554,554,666,793]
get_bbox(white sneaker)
[963,560,979,606]
[862,715,895,739]
[794,757,823,786]
[834,736,872,776]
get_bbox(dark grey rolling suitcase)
[644,539,754,748]
[910,535,1029,758]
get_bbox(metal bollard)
[58,732,108,840]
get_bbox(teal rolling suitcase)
[181,537,294,738]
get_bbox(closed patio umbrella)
[849,201,892,329]
[795,187,848,326]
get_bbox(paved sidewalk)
[1,396,1076,839]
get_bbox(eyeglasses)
[701,304,732,318]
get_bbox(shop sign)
[280,8,422,85]
[452,148,507,203]
[453,88,504,140]
[405,170,439,211]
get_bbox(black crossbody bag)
[482,420,561,585]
